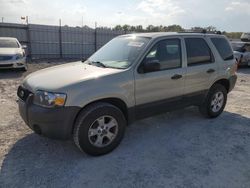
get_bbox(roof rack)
[179,30,222,35]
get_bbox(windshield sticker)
[128,42,144,47]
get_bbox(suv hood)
[23,61,123,92]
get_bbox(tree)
[225,32,243,39]
[166,25,184,32]
[206,26,216,32]
[146,25,155,32]
[135,25,143,32]
[114,25,123,30]
[122,24,131,32]
[191,26,204,32]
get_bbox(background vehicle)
[231,41,250,66]
[241,32,250,42]
[18,33,237,156]
[0,37,27,70]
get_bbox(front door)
[134,38,186,118]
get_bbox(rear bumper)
[18,95,81,140]
[0,57,26,69]
[228,75,237,92]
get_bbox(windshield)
[87,36,150,69]
[0,39,19,48]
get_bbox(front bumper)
[0,57,26,69]
[18,89,81,139]
[228,75,237,92]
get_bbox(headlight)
[15,53,23,60]
[33,90,67,108]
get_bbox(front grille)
[0,56,13,61]
[17,86,33,102]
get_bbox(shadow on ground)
[1,108,250,188]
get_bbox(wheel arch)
[72,97,131,134]
[211,79,230,93]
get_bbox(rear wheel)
[199,84,227,118]
[73,102,126,156]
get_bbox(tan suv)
[17,32,237,156]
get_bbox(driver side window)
[144,39,182,71]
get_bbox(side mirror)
[22,45,27,49]
[140,59,160,73]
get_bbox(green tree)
[122,24,131,32]
[114,25,123,30]
[135,25,143,32]
[206,26,217,32]
[166,25,184,32]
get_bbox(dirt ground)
[0,62,250,188]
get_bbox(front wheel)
[73,102,126,156]
[19,62,28,71]
[199,84,227,118]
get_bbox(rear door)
[183,37,218,101]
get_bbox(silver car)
[241,32,250,42]
[17,32,237,156]
[0,37,27,70]
[231,41,250,66]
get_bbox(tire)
[199,84,227,118]
[19,63,28,71]
[73,102,126,156]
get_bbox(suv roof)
[122,32,223,39]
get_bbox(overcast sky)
[0,0,249,32]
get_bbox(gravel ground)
[0,62,250,188]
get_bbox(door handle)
[207,69,215,73]
[171,74,182,80]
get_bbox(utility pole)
[59,19,62,59]
[1,17,3,23]
[26,16,29,24]
[94,22,97,52]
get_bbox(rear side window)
[211,38,234,60]
[185,38,214,66]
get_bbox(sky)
[0,0,249,32]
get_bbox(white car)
[241,33,250,42]
[231,41,250,66]
[0,37,27,70]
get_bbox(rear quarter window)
[211,37,234,61]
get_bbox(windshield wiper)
[86,60,107,68]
